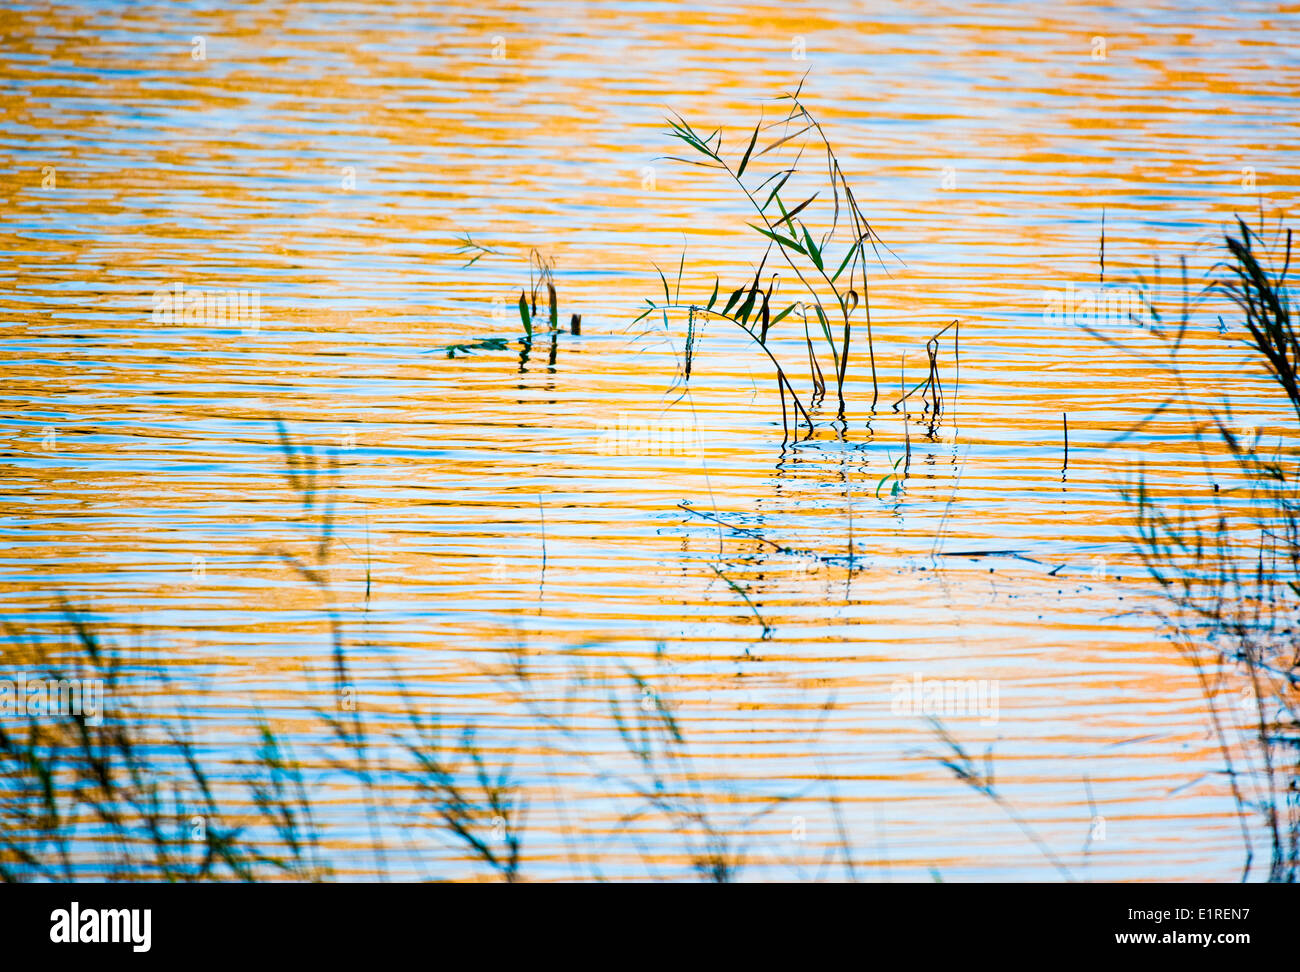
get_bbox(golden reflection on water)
[2,0,1299,879]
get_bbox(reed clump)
[0,611,328,882]
[1,426,857,883]
[633,82,904,439]
[1096,212,1299,881]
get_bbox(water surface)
[2,0,1299,880]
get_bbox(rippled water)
[3,0,1299,880]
